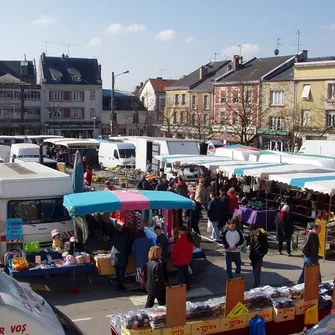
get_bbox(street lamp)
[111,70,129,136]
[91,116,97,138]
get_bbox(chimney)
[41,52,46,62]
[233,55,241,71]
[98,64,101,75]
[156,77,162,80]
[296,50,308,63]
[136,85,140,91]
[240,56,243,64]
[199,66,208,79]
[140,82,143,88]
[61,53,65,60]
[20,54,29,76]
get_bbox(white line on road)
[106,315,112,318]
[72,317,93,322]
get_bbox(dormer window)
[67,68,82,82]
[49,68,63,82]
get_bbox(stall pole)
[265,180,268,232]
[325,195,333,261]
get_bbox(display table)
[25,250,62,263]
[234,206,278,230]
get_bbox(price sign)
[5,218,23,241]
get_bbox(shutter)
[64,108,70,117]
[64,91,70,100]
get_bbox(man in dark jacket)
[176,177,188,197]
[207,192,222,242]
[298,223,321,284]
[218,188,231,231]
[154,226,170,283]
[248,224,268,287]
[111,228,131,291]
[156,178,168,191]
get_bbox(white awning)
[301,85,311,99]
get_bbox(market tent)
[242,164,333,179]
[154,154,231,164]
[303,180,335,196]
[268,172,335,188]
[215,147,261,161]
[63,190,195,216]
[220,163,279,177]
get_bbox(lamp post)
[111,70,129,136]
[91,116,97,138]
[47,102,61,135]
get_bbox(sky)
[1,0,335,92]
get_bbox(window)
[67,68,81,82]
[90,108,95,117]
[118,128,126,136]
[220,90,226,103]
[174,94,179,105]
[181,94,186,105]
[326,110,335,127]
[203,113,208,125]
[328,84,335,100]
[25,90,40,100]
[49,91,64,101]
[13,91,21,100]
[269,116,284,130]
[173,111,177,123]
[232,112,239,126]
[302,110,311,127]
[7,198,70,224]
[204,95,209,110]
[49,68,63,82]
[71,91,84,101]
[180,111,184,123]
[244,87,253,104]
[133,112,139,124]
[128,128,137,136]
[301,85,311,99]
[160,97,165,108]
[192,95,197,109]
[90,91,96,100]
[191,114,196,126]
[70,108,84,118]
[232,90,239,103]
[113,149,119,159]
[220,110,227,125]
[270,91,284,106]
[0,90,21,100]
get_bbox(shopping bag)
[207,220,212,233]
[24,241,40,253]
[304,304,318,325]
[249,315,266,335]
[188,265,193,275]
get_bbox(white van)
[0,272,83,334]
[298,140,335,156]
[10,143,58,170]
[98,142,135,169]
[0,162,73,262]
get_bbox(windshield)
[7,197,70,224]
[119,149,135,158]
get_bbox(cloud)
[185,36,195,43]
[126,24,147,32]
[222,44,261,60]
[32,15,55,25]
[326,23,335,30]
[88,37,102,47]
[106,23,124,35]
[155,29,176,41]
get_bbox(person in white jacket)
[222,218,244,279]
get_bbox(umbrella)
[72,150,84,193]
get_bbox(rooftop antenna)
[159,68,166,77]
[274,38,281,56]
[296,30,301,53]
[57,42,81,56]
[238,44,245,57]
[214,52,219,61]
[42,40,52,54]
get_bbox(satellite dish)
[274,49,280,56]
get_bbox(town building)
[214,54,298,146]
[102,89,155,136]
[37,53,102,137]
[163,61,230,138]
[294,56,335,143]
[139,77,176,136]
[0,58,41,135]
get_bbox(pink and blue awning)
[63,190,195,216]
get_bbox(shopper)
[176,177,188,197]
[111,228,131,291]
[195,178,206,206]
[222,218,244,279]
[154,226,169,283]
[136,176,146,190]
[298,223,321,284]
[227,187,239,218]
[84,166,93,186]
[145,246,167,308]
[275,205,294,256]
[248,224,268,288]
[205,181,217,204]
[186,192,202,236]
[207,192,222,242]
[104,181,115,191]
[132,230,153,290]
[218,188,231,231]
[167,181,176,192]
[171,226,193,290]
[156,178,168,191]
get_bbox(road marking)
[106,315,112,318]
[72,317,93,322]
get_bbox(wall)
[140,81,156,111]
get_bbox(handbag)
[24,241,40,253]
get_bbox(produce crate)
[221,315,247,332]
[295,299,318,316]
[161,324,191,335]
[191,317,221,335]
[122,328,162,335]
[273,307,295,323]
[247,306,273,323]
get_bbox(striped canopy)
[63,190,195,216]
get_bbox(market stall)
[109,263,332,335]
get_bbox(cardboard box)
[221,315,247,332]
[95,256,114,276]
[247,307,273,323]
[191,317,221,335]
[273,307,295,323]
[295,299,318,315]
[122,328,162,335]
[162,324,192,335]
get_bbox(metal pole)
[111,72,115,136]
[93,117,96,138]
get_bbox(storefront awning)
[63,190,195,216]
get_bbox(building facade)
[38,53,102,137]
[0,59,41,135]
[294,57,335,142]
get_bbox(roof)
[167,61,230,90]
[216,55,294,83]
[305,56,335,62]
[267,65,294,81]
[40,54,101,85]
[190,61,232,91]
[0,60,36,84]
[102,89,146,111]
[149,78,176,93]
